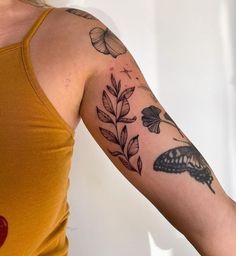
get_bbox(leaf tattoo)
[96,107,114,124]
[97,73,142,175]
[89,27,127,58]
[99,127,119,144]
[127,135,139,159]
[66,8,97,20]
[102,91,115,115]
[154,139,215,194]
[120,125,128,150]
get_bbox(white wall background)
[47,0,236,255]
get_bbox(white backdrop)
[47,1,236,255]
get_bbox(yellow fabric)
[0,7,75,255]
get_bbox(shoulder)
[48,7,106,51]
[45,7,112,73]
[49,7,128,65]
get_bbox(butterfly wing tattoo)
[153,142,215,193]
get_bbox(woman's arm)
[66,8,236,255]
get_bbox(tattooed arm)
[66,8,236,255]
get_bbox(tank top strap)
[22,7,55,45]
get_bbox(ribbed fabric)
[0,7,75,255]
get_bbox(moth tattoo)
[66,8,97,20]
[89,27,127,58]
[97,73,142,175]
[0,216,8,248]
[141,105,215,193]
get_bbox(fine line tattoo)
[120,68,132,79]
[89,27,127,58]
[141,105,215,193]
[96,73,142,175]
[66,8,97,20]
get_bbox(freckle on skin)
[65,78,71,87]
[110,67,114,71]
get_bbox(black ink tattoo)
[154,138,215,193]
[120,68,132,79]
[141,105,184,137]
[138,84,158,103]
[89,27,127,58]
[66,8,97,20]
[141,105,215,193]
[97,73,142,175]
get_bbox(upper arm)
[66,7,236,254]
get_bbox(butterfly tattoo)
[154,139,215,193]
[141,105,215,194]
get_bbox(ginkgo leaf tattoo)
[141,105,215,193]
[89,27,127,58]
[97,73,142,175]
[66,8,97,20]
[141,105,184,137]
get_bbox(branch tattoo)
[96,74,142,175]
[141,105,215,193]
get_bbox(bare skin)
[1,1,236,255]
[0,0,85,131]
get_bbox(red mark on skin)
[0,216,8,248]
[109,67,114,71]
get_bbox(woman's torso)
[0,5,89,255]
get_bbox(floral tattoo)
[97,73,142,175]
[89,27,127,58]
[141,105,184,137]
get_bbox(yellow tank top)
[0,7,75,255]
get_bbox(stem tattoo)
[97,73,142,175]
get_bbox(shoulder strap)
[22,7,55,44]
